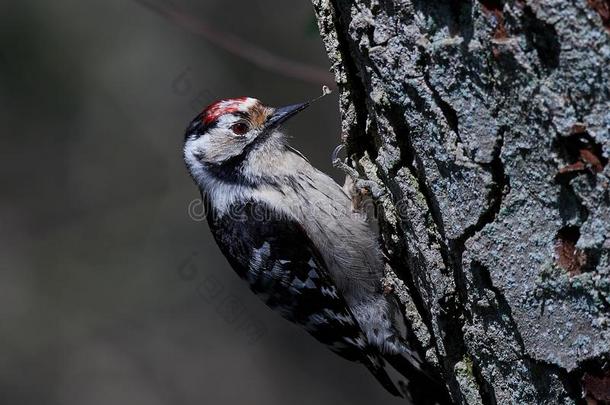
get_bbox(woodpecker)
[183,96,447,402]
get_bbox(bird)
[182,96,449,403]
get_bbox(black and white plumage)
[183,97,447,402]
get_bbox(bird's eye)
[230,123,249,136]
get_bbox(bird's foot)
[332,144,386,199]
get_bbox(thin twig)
[135,0,335,86]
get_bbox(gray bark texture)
[312,1,610,404]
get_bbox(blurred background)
[0,1,405,404]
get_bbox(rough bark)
[312,1,610,403]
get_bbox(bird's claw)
[332,144,386,199]
[332,145,359,178]
[355,179,386,199]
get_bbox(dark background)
[0,1,405,404]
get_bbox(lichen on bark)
[312,0,610,403]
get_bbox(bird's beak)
[264,102,310,131]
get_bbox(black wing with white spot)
[207,201,364,357]
[206,200,402,396]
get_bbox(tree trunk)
[312,1,610,403]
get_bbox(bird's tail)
[354,295,452,401]
[383,337,454,405]
[363,355,405,398]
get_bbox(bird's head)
[183,97,310,185]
